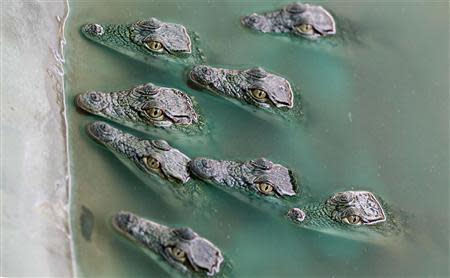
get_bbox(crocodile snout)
[82,23,104,37]
[189,157,219,180]
[241,13,271,32]
[189,65,214,87]
[76,91,108,114]
[86,121,118,145]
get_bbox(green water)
[65,1,449,277]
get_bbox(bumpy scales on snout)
[189,65,294,111]
[81,18,204,65]
[77,83,198,128]
[87,121,191,183]
[242,2,336,40]
[113,211,224,276]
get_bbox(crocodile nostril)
[201,159,212,168]
[201,67,212,75]
[89,92,100,102]
[287,208,306,223]
[98,123,108,131]
[83,23,104,36]
[245,14,261,24]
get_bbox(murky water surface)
[65,1,449,277]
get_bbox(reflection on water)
[65,1,449,277]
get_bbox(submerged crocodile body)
[113,211,224,277]
[189,65,296,112]
[241,2,336,40]
[82,18,205,66]
[77,83,201,130]
[286,191,402,241]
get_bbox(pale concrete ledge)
[1,0,73,276]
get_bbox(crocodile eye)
[145,41,164,52]
[342,215,362,225]
[257,183,274,195]
[251,89,267,100]
[144,157,160,170]
[168,247,186,262]
[295,23,313,34]
[147,107,164,120]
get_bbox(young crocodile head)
[325,190,386,225]
[287,191,401,241]
[189,65,294,111]
[81,18,202,64]
[87,121,191,183]
[76,83,198,128]
[113,211,224,276]
[189,157,298,208]
[241,2,336,40]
